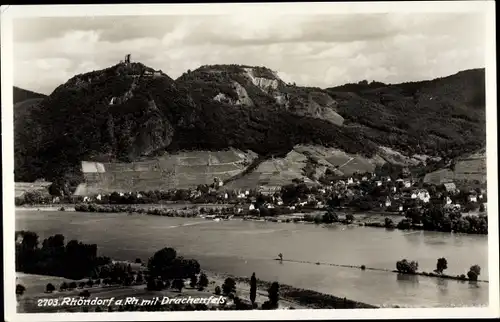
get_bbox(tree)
[396,259,419,274]
[135,258,142,264]
[267,282,280,308]
[16,284,26,296]
[79,290,90,298]
[222,277,236,296]
[198,273,209,290]
[322,210,339,224]
[172,279,184,292]
[147,247,177,280]
[78,282,86,289]
[69,282,77,289]
[479,203,485,213]
[190,275,198,288]
[46,283,55,293]
[345,213,355,224]
[86,279,94,287]
[467,265,481,281]
[214,286,221,295]
[60,282,68,291]
[136,272,143,284]
[384,217,395,228]
[435,258,448,274]
[250,272,257,306]
[146,278,156,291]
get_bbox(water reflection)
[396,273,419,284]
[436,277,449,296]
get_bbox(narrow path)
[337,157,354,169]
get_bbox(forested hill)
[13,62,486,184]
[14,86,46,104]
[326,68,486,159]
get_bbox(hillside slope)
[14,62,486,189]
[327,69,486,160]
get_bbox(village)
[16,168,488,234]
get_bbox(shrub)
[222,277,237,295]
[60,282,68,291]
[172,278,184,292]
[467,265,481,281]
[214,286,221,295]
[396,259,419,274]
[197,273,209,290]
[16,284,26,296]
[360,265,366,270]
[45,283,55,293]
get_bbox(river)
[15,210,488,308]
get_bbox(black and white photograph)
[1,2,498,321]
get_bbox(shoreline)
[15,204,488,236]
[271,259,488,283]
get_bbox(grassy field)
[16,269,309,313]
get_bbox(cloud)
[12,12,486,95]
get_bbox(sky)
[12,12,486,95]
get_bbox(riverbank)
[16,205,76,211]
[15,265,377,312]
[206,271,378,309]
[16,203,487,235]
[271,259,488,283]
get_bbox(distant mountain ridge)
[13,61,486,190]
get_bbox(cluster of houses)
[17,168,487,218]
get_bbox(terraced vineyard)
[423,152,487,186]
[76,149,256,195]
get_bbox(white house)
[398,205,404,212]
[404,181,412,188]
[277,200,283,206]
[391,186,397,193]
[468,194,478,203]
[245,190,250,196]
[288,206,296,210]
[224,193,229,199]
[347,177,354,185]
[249,204,255,211]
[361,176,368,181]
[417,190,430,203]
[445,196,452,205]
[375,181,382,187]
[385,197,392,207]
[96,194,102,201]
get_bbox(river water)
[15,210,488,308]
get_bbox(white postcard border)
[2,1,498,321]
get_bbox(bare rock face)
[177,64,345,126]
